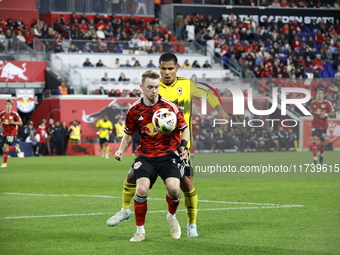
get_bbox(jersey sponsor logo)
[321,104,325,108]
[133,161,142,169]
[0,61,28,81]
[140,123,158,136]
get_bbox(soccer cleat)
[187,224,199,237]
[319,155,324,163]
[107,211,131,226]
[15,144,21,154]
[313,159,317,166]
[130,233,145,242]
[105,154,109,159]
[1,163,7,168]
[168,218,181,239]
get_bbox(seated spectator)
[79,20,89,34]
[146,59,156,68]
[57,82,68,95]
[202,60,212,68]
[223,73,231,82]
[82,44,93,53]
[133,60,142,68]
[101,72,110,82]
[96,27,105,39]
[108,89,116,97]
[104,25,113,38]
[83,58,94,67]
[190,74,198,82]
[120,60,132,67]
[24,30,34,48]
[96,59,106,67]
[54,45,64,53]
[31,24,42,38]
[25,130,40,156]
[79,13,89,24]
[182,60,191,68]
[271,0,281,7]
[15,16,26,31]
[312,54,323,70]
[98,86,107,95]
[118,72,129,81]
[112,58,120,68]
[68,44,78,52]
[16,31,26,43]
[192,60,201,68]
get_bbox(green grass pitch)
[0,151,339,255]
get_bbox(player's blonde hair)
[140,70,160,85]
[5,99,13,105]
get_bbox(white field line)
[3,193,302,207]
[1,192,303,220]
[1,205,302,220]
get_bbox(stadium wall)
[0,0,39,27]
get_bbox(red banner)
[0,0,36,9]
[94,143,132,156]
[0,61,46,82]
[66,143,132,156]
[303,120,340,149]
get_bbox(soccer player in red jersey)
[310,88,335,165]
[0,99,23,167]
[114,70,189,241]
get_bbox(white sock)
[167,212,176,220]
[122,208,130,213]
[188,223,196,228]
[137,225,145,234]
[313,157,317,160]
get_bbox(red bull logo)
[140,123,158,136]
[0,61,28,81]
[16,89,35,113]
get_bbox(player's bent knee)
[136,186,149,197]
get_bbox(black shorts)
[311,128,327,142]
[99,138,109,145]
[133,151,184,184]
[182,157,194,177]
[2,136,15,146]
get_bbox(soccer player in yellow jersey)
[107,53,229,237]
[96,115,113,159]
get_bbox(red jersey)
[125,96,187,157]
[0,110,21,136]
[311,100,334,129]
[36,125,47,143]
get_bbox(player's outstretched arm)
[216,105,229,121]
[191,81,229,121]
[115,133,134,161]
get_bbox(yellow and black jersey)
[159,77,221,148]
[96,119,113,139]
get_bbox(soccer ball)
[152,108,177,134]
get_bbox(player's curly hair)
[140,70,160,85]
[5,99,13,105]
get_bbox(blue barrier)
[10,142,33,157]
